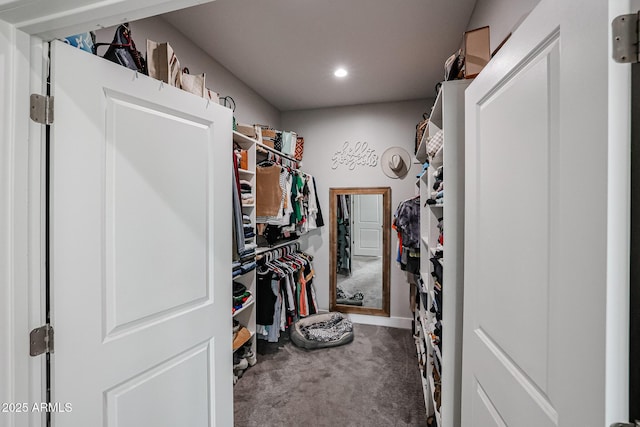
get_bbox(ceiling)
[163,0,477,111]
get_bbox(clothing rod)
[257,160,304,175]
[255,240,300,256]
[256,141,298,163]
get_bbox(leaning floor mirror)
[329,187,391,317]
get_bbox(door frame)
[0,23,48,427]
[629,61,640,422]
[0,2,215,426]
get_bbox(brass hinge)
[29,324,54,356]
[29,94,54,125]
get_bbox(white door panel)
[50,41,232,426]
[104,91,212,336]
[353,194,382,257]
[472,383,507,427]
[463,0,628,425]
[473,41,558,411]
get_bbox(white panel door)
[462,0,630,426]
[49,41,233,426]
[352,194,382,257]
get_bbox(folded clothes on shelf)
[240,261,256,274]
[233,281,247,297]
[240,179,252,192]
[239,247,255,257]
[232,257,256,277]
[233,292,253,314]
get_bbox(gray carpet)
[337,256,383,309]
[234,324,426,427]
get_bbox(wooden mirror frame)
[329,187,391,317]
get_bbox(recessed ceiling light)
[334,68,348,78]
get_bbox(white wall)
[94,16,281,127]
[466,0,541,53]
[282,99,432,323]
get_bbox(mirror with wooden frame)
[329,187,391,316]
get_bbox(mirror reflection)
[336,194,383,308]
[330,187,390,317]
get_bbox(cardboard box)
[464,26,490,78]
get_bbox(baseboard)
[315,310,412,329]
[346,314,413,329]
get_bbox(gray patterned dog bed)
[290,312,354,349]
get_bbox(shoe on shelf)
[233,357,248,372]
[244,349,257,366]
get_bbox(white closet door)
[49,41,233,426]
[462,0,630,426]
[352,194,383,257]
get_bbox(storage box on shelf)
[414,79,470,427]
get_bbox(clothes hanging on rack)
[255,247,318,343]
[255,155,324,247]
[256,163,282,216]
[336,194,351,275]
[393,196,421,273]
[310,176,324,227]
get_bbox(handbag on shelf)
[415,113,429,154]
[294,136,305,161]
[205,88,219,102]
[281,131,296,156]
[94,23,146,74]
[258,127,276,148]
[180,67,206,97]
[427,130,444,159]
[220,96,237,130]
[444,49,464,81]
[274,132,283,152]
[147,39,181,87]
[63,31,96,53]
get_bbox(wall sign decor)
[331,141,379,170]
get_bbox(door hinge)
[29,94,54,125]
[612,12,640,63]
[29,324,54,356]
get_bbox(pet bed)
[290,312,354,349]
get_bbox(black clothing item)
[430,257,443,284]
[233,281,247,298]
[405,254,420,274]
[312,177,324,227]
[256,267,277,325]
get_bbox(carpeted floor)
[337,256,383,309]
[234,323,426,427]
